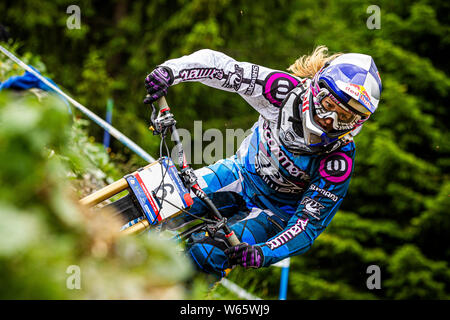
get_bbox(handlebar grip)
[157,96,169,109]
[144,95,169,110]
[227,232,241,246]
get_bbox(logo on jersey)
[179,67,224,81]
[263,72,299,107]
[262,121,305,177]
[301,197,325,220]
[266,218,309,250]
[319,152,353,184]
[223,64,244,91]
[244,65,259,95]
[309,184,339,202]
[254,121,309,193]
[255,155,305,194]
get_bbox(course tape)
[219,278,262,300]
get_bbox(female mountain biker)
[144,46,382,277]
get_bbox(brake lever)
[147,95,176,135]
[149,103,159,135]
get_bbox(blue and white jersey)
[161,49,356,266]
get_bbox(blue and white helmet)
[302,53,382,148]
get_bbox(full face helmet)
[303,53,382,148]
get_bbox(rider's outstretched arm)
[256,143,357,267]
[159,49,302,115]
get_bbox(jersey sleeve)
[160,49,302,120]
[258,144,357,267]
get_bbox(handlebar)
[145,95,241,247]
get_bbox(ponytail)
[288,45,342,79]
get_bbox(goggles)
[313,86,368,133]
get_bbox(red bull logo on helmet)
[341,83,375,113]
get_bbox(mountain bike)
[79,96,241,249]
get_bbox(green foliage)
[289,273,376,300]
[385,245,450,299]
[63,118,123,198]
[0,91,202,299]
[1,0,449,299]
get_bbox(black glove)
[143,66,174,104]
[225,242,264,269]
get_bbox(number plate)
[125,157,193,225]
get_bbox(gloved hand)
[143,66,174,104]
[225,242,264,269]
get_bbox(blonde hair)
[288,45,343,79]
